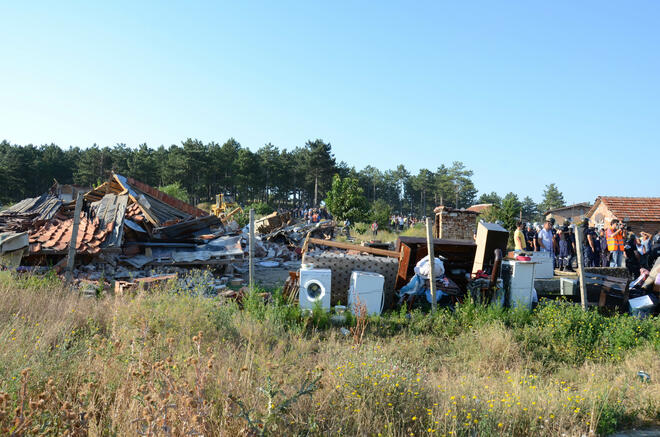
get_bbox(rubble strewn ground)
[0,176,335,293]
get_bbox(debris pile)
[0,175,241,283]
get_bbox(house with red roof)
[586,197,660,234]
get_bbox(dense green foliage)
[539,183,567,213]
[0,139,564,220]
[369,198,392,228]
[478,184,566,231]
[157,182,189,202]
[324,175,368,223]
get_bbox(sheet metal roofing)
[0,194,63,232]
[90,194,128,248]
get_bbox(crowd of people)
[289,207,331,224]
[514,217,660,277]
[389,215,421,231]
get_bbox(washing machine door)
[303,279,326,303]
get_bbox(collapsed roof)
[1,174,230,266]
[85,174,208,227]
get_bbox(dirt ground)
[236,260,301,289]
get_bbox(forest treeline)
[0,138,564,221]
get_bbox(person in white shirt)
[537,220,556,253]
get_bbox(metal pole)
[249,208,255,293]
[425,217,437,313]
[573,224,588,310]
[65,192,84,284]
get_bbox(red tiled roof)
[587,197,660,222]
[28,211,113,255]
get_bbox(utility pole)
[314,175,318,206]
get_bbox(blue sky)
[1,1,658,204]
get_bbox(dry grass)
[337,223,427,245]
[0,274,659,435]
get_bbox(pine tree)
[540,183,566,212]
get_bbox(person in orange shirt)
[606,220,625,267]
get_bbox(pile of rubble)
[0,175,341,294]
[0,175,244,284]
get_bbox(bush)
[157,182,189,202]
[246,202,274,216]
[369,199,392,229]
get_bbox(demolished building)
[0,175,243,280]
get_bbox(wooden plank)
[301,231,312,257]
[573,224,588,310]
[308,238,400,258]
[395,244,413,290]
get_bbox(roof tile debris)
[28,211,112,255]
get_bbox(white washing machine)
[299,268,332,311]
[348,271,385,316]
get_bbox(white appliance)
[347,271,385,316]
[530,251,553,279]
[560,277,578,296]
[502,260,537,309]
[299,268,332,311]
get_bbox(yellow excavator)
[211,194,243,223]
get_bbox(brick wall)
[434,206,477,241]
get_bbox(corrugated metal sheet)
[154,215,222,239]
[171,235,243,262]
[125,219,147,233]
[90,194,128,248]
[120,175,208,218]
[114,174,206,226]
[2,194,62,219]
[0,232,29,254]
[0,194,63,232]
[151,235,243,264]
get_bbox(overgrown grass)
[0,274,658,435]
[338,223,428,244]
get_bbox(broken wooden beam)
[307,238,399,258]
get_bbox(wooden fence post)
[425,217,437,313]
[65,192,83,284]
[249,208,255,293]
[573,224,588,310]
